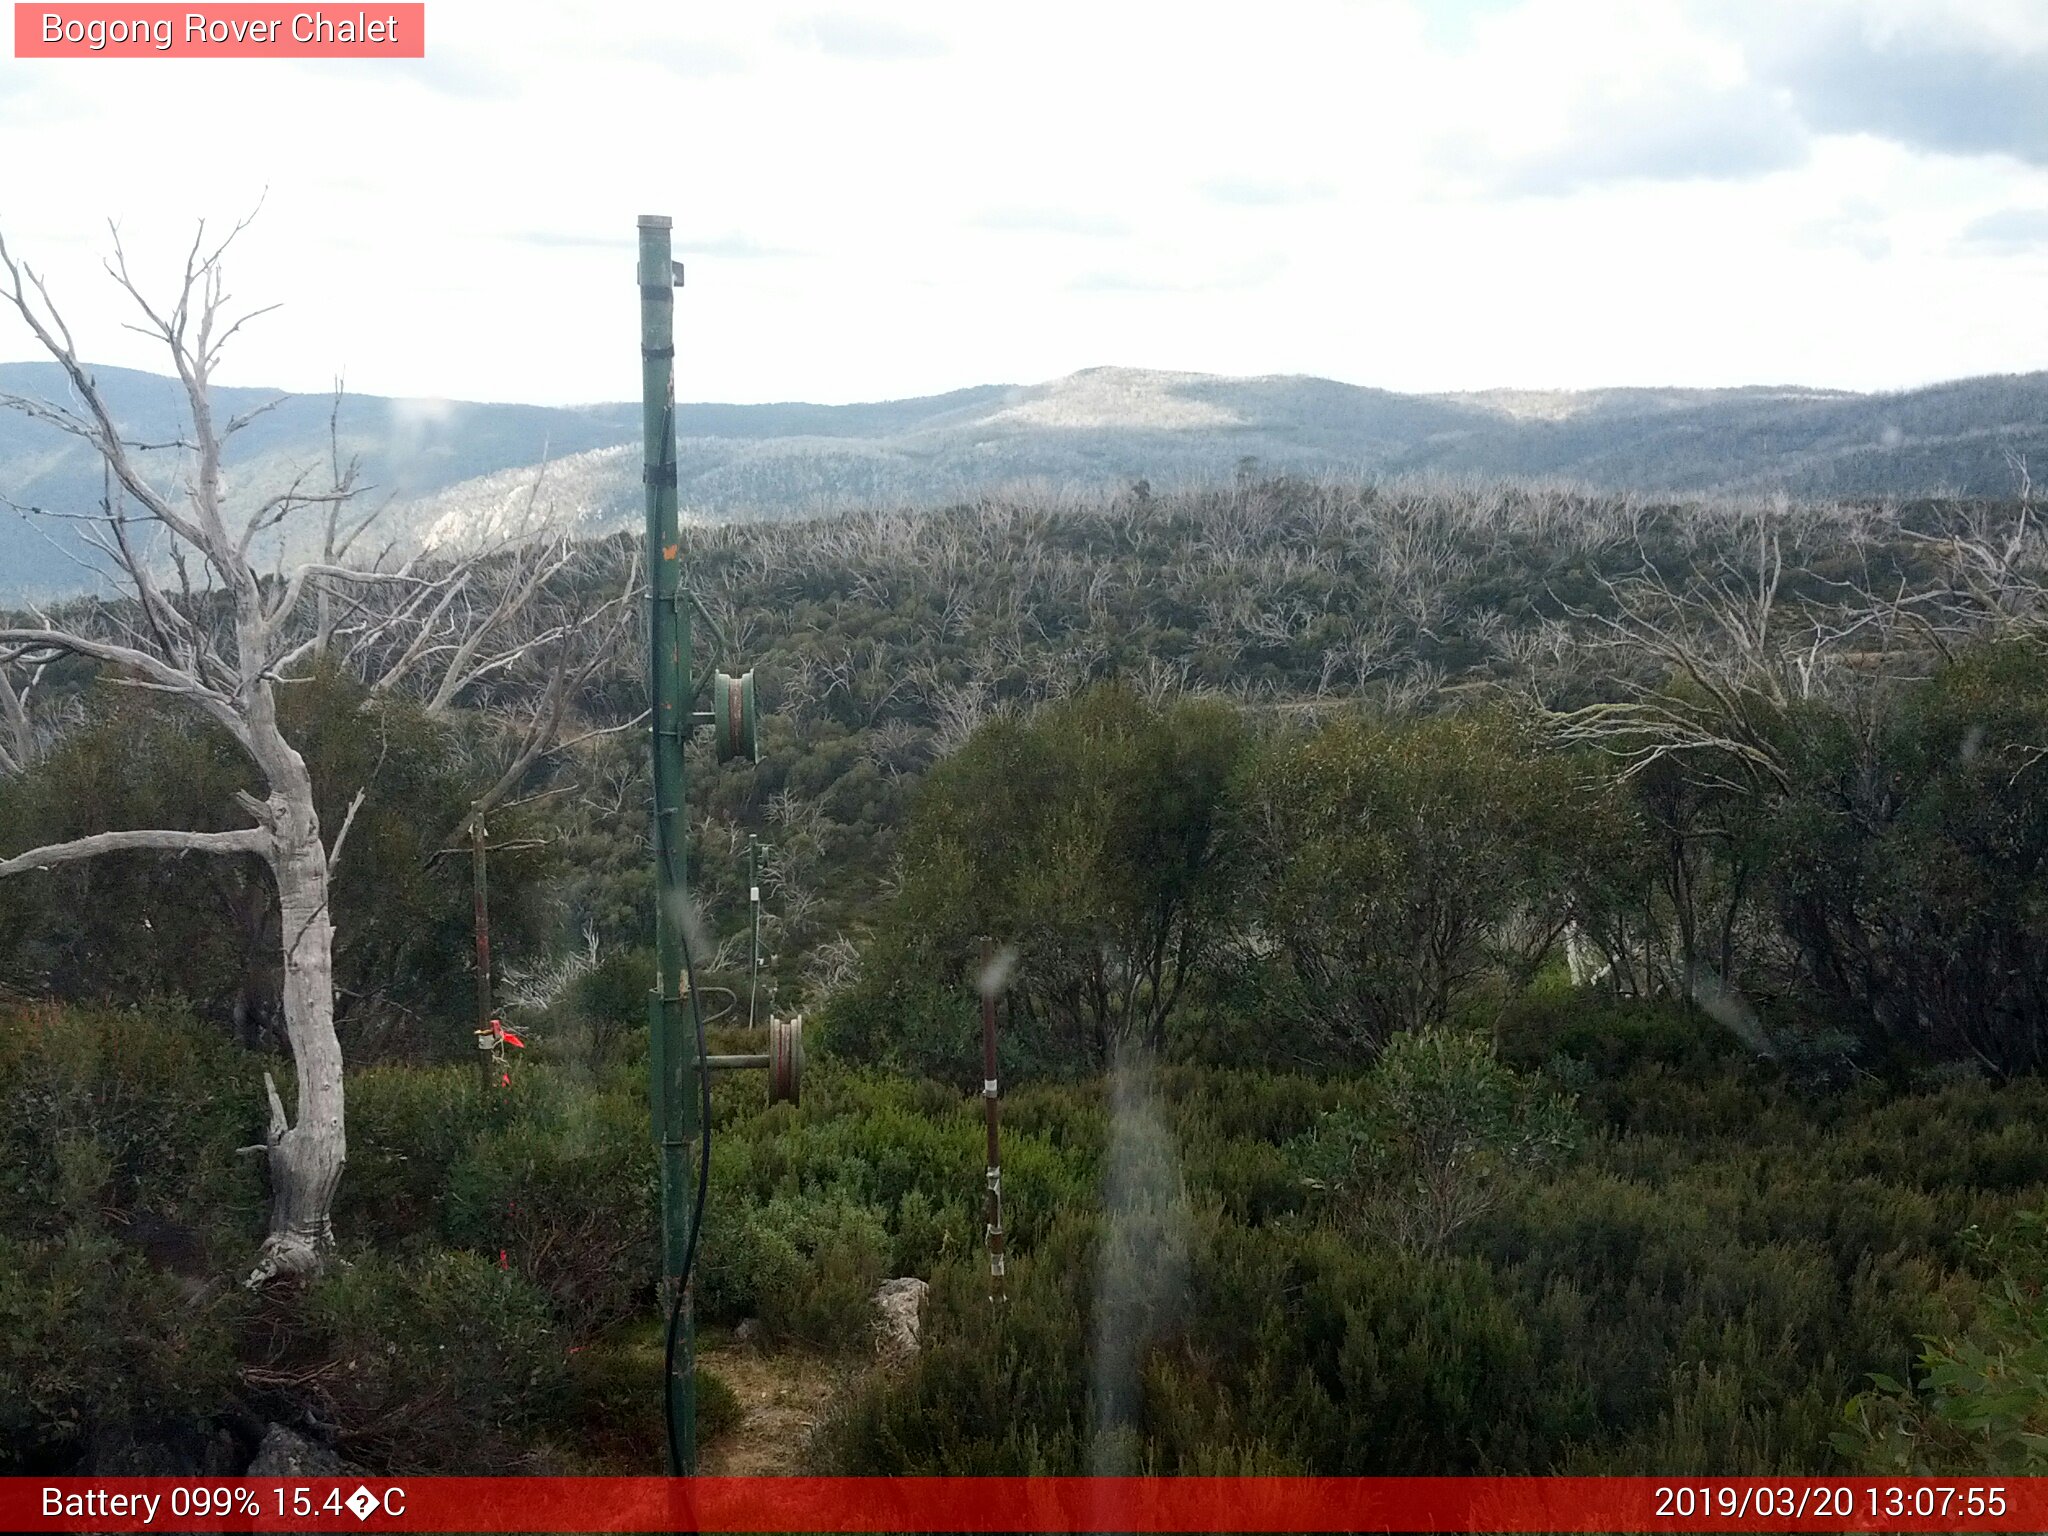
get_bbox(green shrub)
[850,686,1249,1073]
[557,1336,664,1467]
[335,1063,488,1250]
[697,1364,743,1443]
[8,991,2047,1481]
[817,977,986,1091]
[0,676,558,1059]
[814,1026,2028,1478]
[1769,643,2048,1075]
[569,947,655,1066]
[0,1004,264,1252]
[817,1238,1094,1474]
[1836,1207,2048,1474]
[1238,710,1587,1055]
[290,1250,568,1471]
[443,1083,656,1338]
[704,1192,890,1348]
[555,1337,740,1467]
[0,1230,241,1471]
[891,1186,974,1276]
[1497,990,1739,1080]
[1292,1027,1578,1255]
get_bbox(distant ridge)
[3,361,2045,601]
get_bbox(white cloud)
[1799,198,1895,262]
[0,0,2043,406]
[1714,0,2048,165]
[1961,207,2048,254]
[786,12,948,61]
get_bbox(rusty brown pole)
[472,804,494,1091]
[981,937,1007,1302]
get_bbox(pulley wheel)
[768,1015,803,1106]
[714,668,759,763]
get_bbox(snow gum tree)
[0,217,617,1282]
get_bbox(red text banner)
[15,4,424,57]
[2,1476,2042,1532]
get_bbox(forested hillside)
[8,360,2048,601]
[321,368,2048,570]
[6,477,2048,1476]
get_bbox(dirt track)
[696,1343,851,1475]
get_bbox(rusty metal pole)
[471,805,494,1092]
[748,835,762,1029]
[981,938,1007,1302]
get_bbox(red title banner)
[1,1477,2040,1532]
[14,3,423,56]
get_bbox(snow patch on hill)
[412,444,634,551]
[988,368,1244,431]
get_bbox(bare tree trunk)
[248,820,347,1283]
[241,692,348,1283]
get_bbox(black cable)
[748,920,762,1033]
[662,904,714,1477]
[692,985,740,1027]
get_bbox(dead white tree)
[0,218,367,1282]
[1540,512,1875,793]
[346,525,643,830]
[0,650,53,775]
[1899,485,2048,647]
[0,217,599,1283]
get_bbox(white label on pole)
[983,1077,999,1096]
[750,886,760,902]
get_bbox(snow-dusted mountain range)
[5,361,2047,602]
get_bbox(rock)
[247,1424,344,1477]
[872,1276,928,1361]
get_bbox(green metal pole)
[640,213,697,1475]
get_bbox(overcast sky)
[2,0,2046,405]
